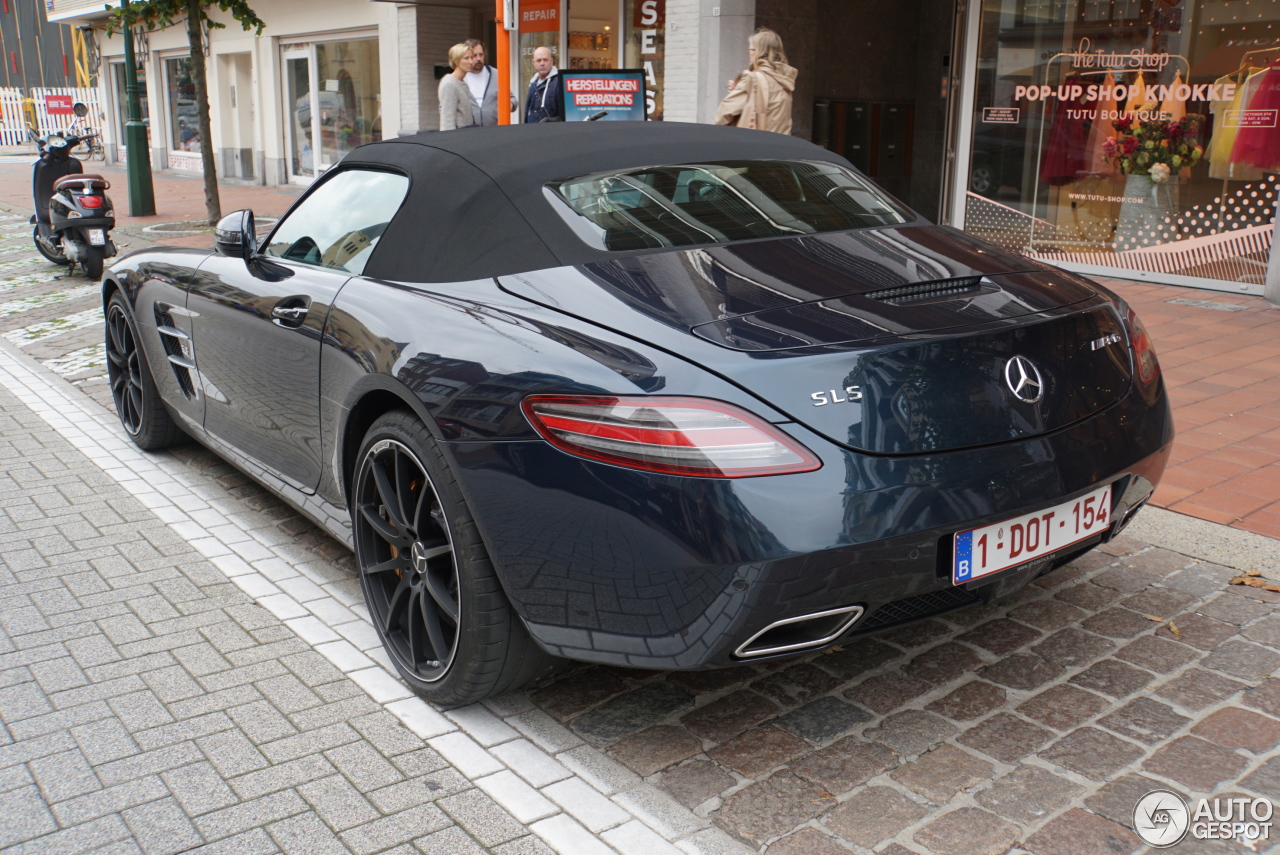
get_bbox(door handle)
[271,296,311,328]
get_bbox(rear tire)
[32,227,67,264]
[105,292,181,450]
[352,410,560,707]
[83,245,104,280]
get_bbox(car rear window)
[546,159,912,252]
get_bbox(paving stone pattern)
[0,381,563,854]
[0,349,751,855]
[530,541,1280,853]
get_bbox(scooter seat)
[53,174,109,191]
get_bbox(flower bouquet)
[1102,114,1205,182]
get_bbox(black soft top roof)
[337,122,863,283]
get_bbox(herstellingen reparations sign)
[560,70,648,122]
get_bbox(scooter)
[29,104,117,279]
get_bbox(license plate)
[954,484,1112,584]
[88,229,105,246]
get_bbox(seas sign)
[560,70,647,122]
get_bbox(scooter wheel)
[32,227,67,265]
[83,246,104,280]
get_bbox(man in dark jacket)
[524,46,563,123]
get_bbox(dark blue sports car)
[103,122,1172,705]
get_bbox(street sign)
[45,94,74,115]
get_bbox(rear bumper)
[446,382,1173,670]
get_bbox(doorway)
[218,53,254,180]
[782,0,961,221]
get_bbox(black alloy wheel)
[352,411,559,706]
[354,435,460,683]
[105,292,181,450]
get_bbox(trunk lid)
[499,225,1133,455]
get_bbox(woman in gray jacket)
[439,44,475,130]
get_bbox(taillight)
[522,395,822,478]
[1126,306,1160,384]
[80,195,103,209]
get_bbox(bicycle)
[65,117,105,162]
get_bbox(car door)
[187,168,410,491]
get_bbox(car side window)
[263,169,409,276]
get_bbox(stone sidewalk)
[0,345,743,855]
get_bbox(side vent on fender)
[153,304,197,399]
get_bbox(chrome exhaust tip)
[733,605,865,659]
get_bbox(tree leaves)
[107,0,264,36]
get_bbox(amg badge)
[811,386,863,407]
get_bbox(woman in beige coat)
[713,28,797,135]
[439,44,475,130]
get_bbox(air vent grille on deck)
[863,277,986,305]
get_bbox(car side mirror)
[214,210,257,260]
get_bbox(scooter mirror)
[214,210,257,260]
[73,102,89,118]
[26,128,38,143]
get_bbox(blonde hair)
[448,43,471,70]
[749,28,787,69]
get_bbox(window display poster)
[963,0,1280,289]
[560,70,647,121]
[626,0,665,120]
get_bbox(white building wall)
[663,0,699,124]
[95,0,396,186]
[664,0,755,125]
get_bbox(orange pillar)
[496,0,512,125]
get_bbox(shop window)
[165,57,199,152]
[287,38,380,180]
[112,62,150,148]
[965,0,1280,288]
[624,0,664,120]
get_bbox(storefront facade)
[51,0,400,186]
[45,0,1280,297]
[950,0,1278,296]
[684,0,1278,297]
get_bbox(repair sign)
[561,70,647,122]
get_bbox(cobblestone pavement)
[0,334,744,853]
[0,193,1279,853]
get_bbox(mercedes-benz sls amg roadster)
[102,122,1172,705]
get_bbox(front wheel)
[83,245,104,280]
[32,227,67,264]
[105,292,181,450]
[352,410,559,707]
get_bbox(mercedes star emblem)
[1004,355,1044,404]
[411,541,429,574]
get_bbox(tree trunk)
[186,0,220,224]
